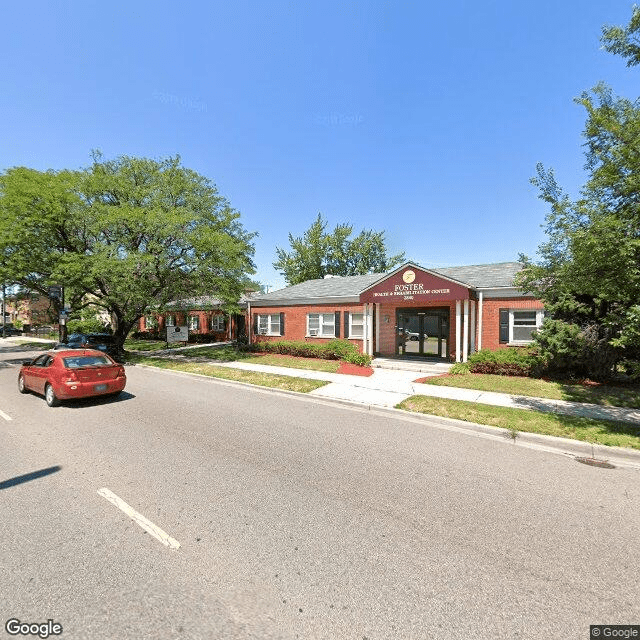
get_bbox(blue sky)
[1,1,637,291]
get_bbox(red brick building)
[138,293,256,341]
[248,262,544,362]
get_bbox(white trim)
[257,313,281,336]
[508,309,544,344]
[306,312,335,338]
[477,292,483,351]
[375,303,380,354]
[359,261,473,295]
[349,311,365,339]
[470,300,476,353]
[463,299,469,363]
[366,304,374,356]
[455,300,462,363]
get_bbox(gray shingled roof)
[253,262,523,303]
[165,292,259,310]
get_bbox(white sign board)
[167,325,189,343]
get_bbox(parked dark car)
[55,333,121,361]
[1,323,22,337]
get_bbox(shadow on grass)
[557,381,640,409]
[511,395,640,439]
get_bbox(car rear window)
[62,356,112,368]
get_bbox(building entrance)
[396,308,449,358]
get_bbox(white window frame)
[257,313,281,336]
[349,313,364,339]
[144,315,157,330]
[509,309,544,344]
[166,315,176,327]
[210,315,226,332]
[307,313,335,338]
[188,315,200,331]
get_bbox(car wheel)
[18,375,28,394]
[45,383,60,407]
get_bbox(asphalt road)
[1,342,639,639]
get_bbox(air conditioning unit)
[309,329,319,336]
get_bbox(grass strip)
[132,356,329,393]
[126,344,342,372]
[398,395,640,450]
[422,373,640,409]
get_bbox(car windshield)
[62,355,112,368]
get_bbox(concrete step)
[371,357,452,375]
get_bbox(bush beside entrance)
[245,339,372,367]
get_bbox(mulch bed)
[337,362,374,377]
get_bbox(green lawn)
[130,356,329,393]
[422,373,640,409]
[398,395,640,450]
[124,338,182,352]
[125,343,341,372]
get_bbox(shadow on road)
[61,391,136,409]
[0,465,62,490]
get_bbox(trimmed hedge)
[245,339,372,366]
[465,347,543,377]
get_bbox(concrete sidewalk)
[206,359,640,424]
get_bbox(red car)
[18,349,127,407]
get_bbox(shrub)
[533,319,619,381]
[245,338,372,365]
[342,351,372,367]
[466,347,542,377]
[188,332,219,344]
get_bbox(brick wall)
[138,310,232,340]
[250,304,366,351]
[480,297,545,351]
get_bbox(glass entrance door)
[396,308,449,358]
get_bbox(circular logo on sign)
[403,270,415,283]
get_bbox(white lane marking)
[97,487,180,550]
[0,408,12,421]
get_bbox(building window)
[500,309,544,344]
[188,315,200,331]
[307,313,335,338]
[210,315,226,332]
[257,313,282,336]
[166,315,176,327]
[144,316,157,330]
[349,313,364,338]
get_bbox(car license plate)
[94,384,107,392]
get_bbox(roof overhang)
[250,295,361,308]
[359,262,473,304]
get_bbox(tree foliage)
[0,153,256,351]
[518,9,640,380]
[274,213,405,285]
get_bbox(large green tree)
[274,213,405,285]
[0,153,256,352]
[517,8,640,380]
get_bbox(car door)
[29,354,55,394]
